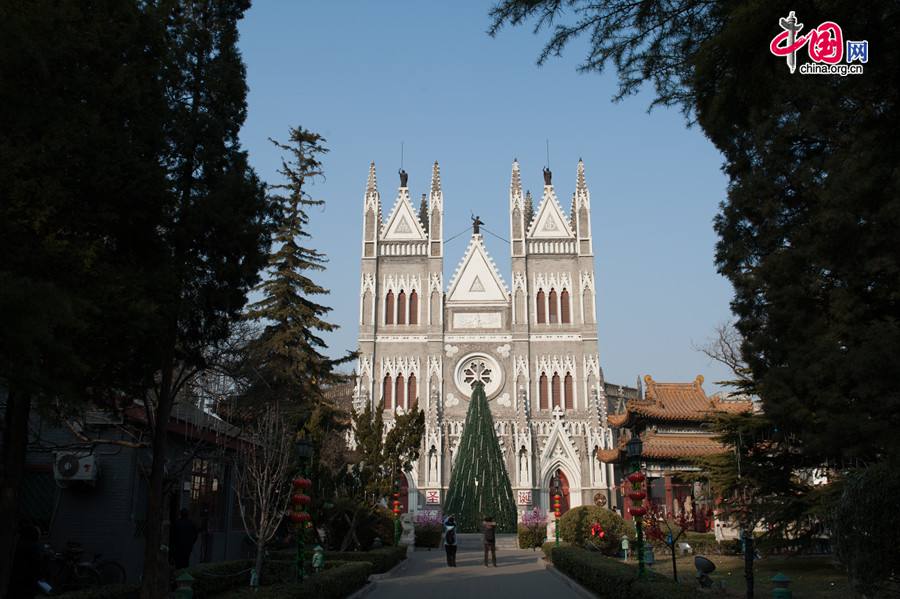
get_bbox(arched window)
[549,289,558,324]
[408,374,417,409]
[536,289,546,324]
[560,289,570,324]
[409,290,418,325]
[397,290,406,325]
[551,373,561,408]
[564,372,573,410]
[539,373,549,410]
[395,374,405,410]
[385,291,394,325]
[383,375,393,409]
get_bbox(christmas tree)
[444,382,517,533]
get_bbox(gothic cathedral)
[354,159,637,517]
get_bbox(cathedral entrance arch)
[540,462,581,515]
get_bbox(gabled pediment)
[382,188,427,241]
[528,186,574,238]
[446,235,509,303]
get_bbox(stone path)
[367,545,577,599]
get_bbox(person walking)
[172,508,199,569]
[443,515,458,567]
[482,516,497,567]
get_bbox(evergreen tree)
[0,1,167,591]
[444,382,516,533]
[524,190,534,231]
[137,2,272,595]
[244,127,353,412]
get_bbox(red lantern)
[288,511,304,523]
[629,506,647,517]
[297,512,312,523]
[292,478,304,488]
[627,491,646,502]
[627,472,646,484]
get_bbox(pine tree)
[444,382,517,533]
[245,127,353,411]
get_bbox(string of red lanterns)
[290,477,313,524]
[627,471,647,517]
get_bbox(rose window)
[462,359,492,389]
[454,353,503,399]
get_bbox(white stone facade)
[355,160,633,516]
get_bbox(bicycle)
[39,541,126,595]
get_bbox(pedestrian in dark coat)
[482,516,497,567]
[443,516,458,567]
[172,509,199,569]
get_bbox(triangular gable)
[527,187,574,238]
[539,415,583,488]
[447,235,509,303]
[382,189,427,240]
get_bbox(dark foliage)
[548,545,698,599]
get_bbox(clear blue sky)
[237,2,735,390]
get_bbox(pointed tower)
[357,162,381,411]
[444,382,517,532]
[573,159,593,257]
[362,162,380,259]
[509,160,526,258]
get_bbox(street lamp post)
[625,434,646,578]
[293,434,314,583]
[550,470,562,547]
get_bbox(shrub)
[183,559,256,598]
[413,510,443,548]
[241,561,373,599]
[321,546,407,574]
[558,506,628,555]
[518,507,548,550]
[549,545,697,599]
[56,584,140,599]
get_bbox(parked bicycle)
[38,541,126,595]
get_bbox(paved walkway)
[367,546,578,599]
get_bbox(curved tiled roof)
[596,429,730,464]
[605,375,751,427]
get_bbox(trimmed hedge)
[549,545,697,599]
[228,562,373,599]
[55,584,139,599]
[321,545,407,574]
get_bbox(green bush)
[518,524,547,549]
[321,545,407,574]
[558,506,628,555]
[231,562,373,599]
[414,527,441,548]
[541,541,558,561]
[549,545,697,599]
[181,559,257,597]
[55,584,140,599]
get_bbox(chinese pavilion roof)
[596,429,731,464]
[607,374,751,427]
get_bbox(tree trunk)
[0,388,31,597]
[140,373,175,599]
[670,543,678,582]
[744,531,754,599]
[254,543,265,587]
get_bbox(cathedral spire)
[429,161,443,258]
[362,162,381,259]
[431,160,442,195]
[576,158,587,196]
[510,159,523,207]
[366,161,377,194]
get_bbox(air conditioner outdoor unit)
[53,452,99,485]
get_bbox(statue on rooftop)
[399,168,408,187]
[543,166,552,185]
[471,214,484,234]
